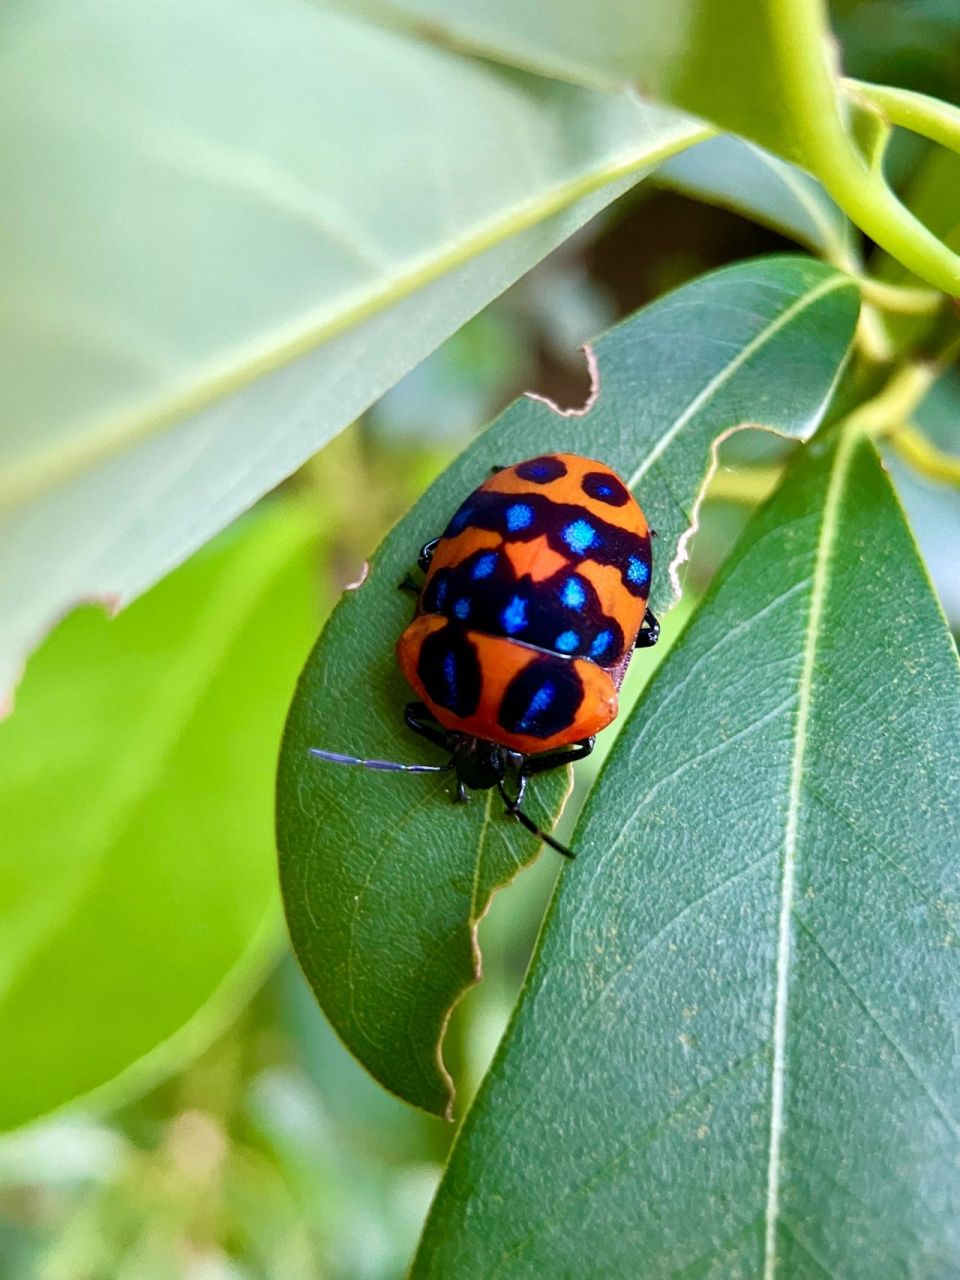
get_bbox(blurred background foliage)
[2,1,959,1276]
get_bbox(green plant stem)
[766,0,960,295]
[842,321,960,485]
[845,80,960,157]
[888,424,960,488]
[855,278,942,315]
[843,362,938,439]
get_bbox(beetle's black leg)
[513,772,527,807]
[398,574,420,595]
[520,737,596,777]
[636,608,660,649]
[455,780,470,804]
[497,779,575,858]
[404,701,451,752]
[418,538,440,573]
[489,465,506,474]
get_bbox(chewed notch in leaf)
[276,256,859,1116]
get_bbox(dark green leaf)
[277,257,859,1116]
[0,506,320,1130]
[412,430,960,1276]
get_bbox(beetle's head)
[451,736,522,791]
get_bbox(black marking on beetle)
[498,655,584,739]
[439,489,651,597]
[421,549,627,663]
[582,470,630,507]
[515,456,568,484]
[417,622,482,718]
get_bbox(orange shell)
[423,453,650,668]
[396,615,618,755]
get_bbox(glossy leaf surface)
[0,507,319,1130]
[413,431,960,1276]
[277,257,859,1116]
[0,0,704,699]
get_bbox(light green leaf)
[0,0,706,701]
[344,0,960,292]
[884,369,960,626]
[277,256,859,1117]
[412,429,960,1277]
[655,137,854,266]
[0,505,320,1131]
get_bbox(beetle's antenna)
[309,748,453,774]
[497,780,576,859]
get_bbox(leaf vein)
[763,431,855,1279]
[627,275,851,493]
[794,914,960,1142]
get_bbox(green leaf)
[0,505,320,1131]
[277,256,859,1117]
[342,0,798,154]
[345,0,960,292]
[655,137,854,266]
[412,429,960,1276]
[0,0,705,701]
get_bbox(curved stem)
[844,80,960,158]
[887,423,960,488]
[855,277,942,316]
[842,362,938,439]
[766,0,960,296]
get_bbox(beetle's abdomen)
[396,616,618,755]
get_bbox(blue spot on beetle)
[561,577,586,609]
[472,552,497,580]
[505,503,534,532]
[627,556,649,586]
[590,629,613,659]
[502,595,528,635]
[520,683,555,729]
[562,519,597,555]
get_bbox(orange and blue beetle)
[310,454,659,857]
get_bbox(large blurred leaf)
[277,256,859,1117]
[0,505,320,1131]
[0,0,706,700]
[346,0,960,291]
[412,430,960,1276]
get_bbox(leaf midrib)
[762,429,854,1278]
[626,273,851,496]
